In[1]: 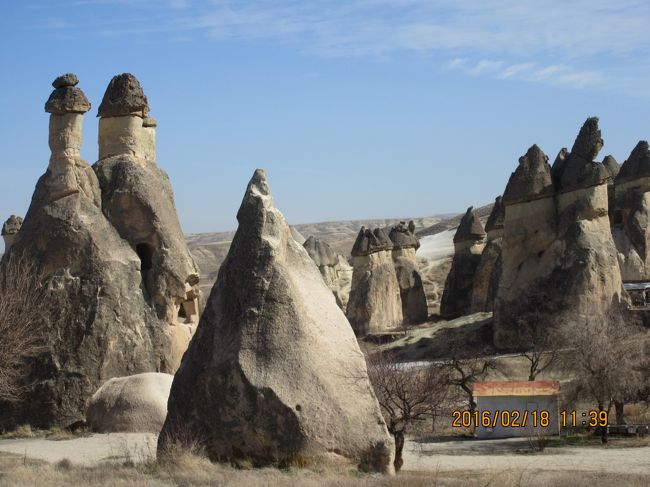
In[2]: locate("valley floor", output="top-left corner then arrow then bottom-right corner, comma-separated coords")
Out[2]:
1,433 -> 649,486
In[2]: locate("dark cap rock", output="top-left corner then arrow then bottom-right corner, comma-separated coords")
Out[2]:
52,73 -> 79,88
351,227 -> 392,257
303,236 -> 338,267
485,196 -> 505,234
616,141 -> 650,182
453,207 -> 486,243
503,144 -> 554,205
389,221 -> 420,250
571,117 -> 603,162
98,73 -> 149,118
602,155 -> 620,180
1,215 -> 23,236
45,73 -> 91,115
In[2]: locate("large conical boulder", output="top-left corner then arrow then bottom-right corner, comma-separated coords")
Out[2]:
0,74 -> 173,429
440,207 -> 486,318
158,170 -> 394,473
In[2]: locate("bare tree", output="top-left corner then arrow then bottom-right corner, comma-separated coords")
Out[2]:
442,355 -> 497,413
518,313 -> 560,381
366,352 -> 449,472
560,312 -> 646,442
0,252 -> 48,402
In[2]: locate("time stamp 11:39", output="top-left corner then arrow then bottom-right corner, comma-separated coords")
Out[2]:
451,410 -> 609,428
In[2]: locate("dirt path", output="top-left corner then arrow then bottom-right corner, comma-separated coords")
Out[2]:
403,437 -> 650,475
0,433 -> 156,465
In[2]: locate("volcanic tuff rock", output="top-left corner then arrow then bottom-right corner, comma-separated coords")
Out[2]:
159,169 -> 394,473
86,373 -> 173,433
389,221 -> 427,324
611,141 -> 650,281
0,74 -> 198,429
44,74 -> 91,115
440,207 -> 486,318
503,145 -> 553,205
1,215 -> 23,251
347,226 -> 403,335
494,118 -> 623,348
303,235 -> 347,308
471,197 -> 504,313
95,73 -> 200,370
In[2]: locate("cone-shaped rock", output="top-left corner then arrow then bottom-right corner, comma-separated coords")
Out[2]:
471,197 -> 505,313
612,142 -> 650,280
159,170 -> 394,473
303,235 -> 347,309
503,145 -> 553,205
440,207 -> 486,318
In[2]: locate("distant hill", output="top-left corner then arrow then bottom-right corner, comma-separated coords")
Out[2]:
416,203 -> 494,238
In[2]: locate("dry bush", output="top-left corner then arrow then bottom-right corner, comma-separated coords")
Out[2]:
0,252 -> 48,402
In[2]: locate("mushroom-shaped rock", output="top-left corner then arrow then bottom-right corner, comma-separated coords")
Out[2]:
503,145 -> 553,205
158,169 -> 394,473
44,72 -> 91,115
388,221 -> 420,250
351,227 -> 385,257
97,73 -> 149,118
86,373 -> 173,433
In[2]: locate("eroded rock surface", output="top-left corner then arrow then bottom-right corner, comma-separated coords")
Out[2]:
471,197 -> 504,313
494,118 -> 623,348
86,373 -> 173,433
389,221 -> 427,324
346,227 -> 403,335
159,169 -> 394,473
2,215 -> 23,251
440,207 -> 486,318
303,235 -> 347,308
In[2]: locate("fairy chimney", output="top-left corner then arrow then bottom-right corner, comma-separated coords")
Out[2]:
1,215 -> 23,251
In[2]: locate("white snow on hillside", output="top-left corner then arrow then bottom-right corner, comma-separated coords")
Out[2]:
416,229 -> 456,261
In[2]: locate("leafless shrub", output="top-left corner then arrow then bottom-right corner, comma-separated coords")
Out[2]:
517,311 -> 560,381
0,252 -> 48,402
366,352 -> 450,472
441,353 -> 497,414
560,312 -> 647,442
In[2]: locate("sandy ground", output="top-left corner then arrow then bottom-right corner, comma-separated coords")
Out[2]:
0,433 -> 157,466
403,437 -> 650,475
1,433 -> 649,478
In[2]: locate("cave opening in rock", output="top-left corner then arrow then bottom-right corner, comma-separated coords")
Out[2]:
136,243 -> 155,299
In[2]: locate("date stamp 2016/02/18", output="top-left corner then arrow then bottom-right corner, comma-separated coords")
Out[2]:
451,410 -> 608,428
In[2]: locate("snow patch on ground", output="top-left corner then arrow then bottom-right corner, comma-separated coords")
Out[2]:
417,229 -> 455,261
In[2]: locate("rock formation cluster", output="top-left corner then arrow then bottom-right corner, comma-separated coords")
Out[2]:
389,221 -> 428,324
159,169 -> 394,473
493,118 -> 623,348
346,227 -> 404,335
0,73 -> 200,428
440,207 -> 486,318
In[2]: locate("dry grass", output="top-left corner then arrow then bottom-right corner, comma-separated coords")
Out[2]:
1,451 -> 649,487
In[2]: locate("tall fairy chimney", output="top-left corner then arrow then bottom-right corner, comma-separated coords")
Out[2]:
44,73 -> 94,203
97,73 -> 156,166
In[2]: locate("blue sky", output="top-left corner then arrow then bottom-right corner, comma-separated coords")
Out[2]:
1,0 -> 649,240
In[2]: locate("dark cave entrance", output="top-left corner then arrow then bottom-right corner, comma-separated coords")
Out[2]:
136,243 -> 155,298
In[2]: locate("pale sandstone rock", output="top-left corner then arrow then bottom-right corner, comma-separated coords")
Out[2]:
440,207 -> 485,318
86,373 -> 173,433
0,74 -> 194,429
303,235 -> 346,308
471,197 -> 505,313
494,119 -> 623,349
347,227 -> 403,335
94,73 -> 201,370
389,221 -> 427,324
158,169 -> 394,473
